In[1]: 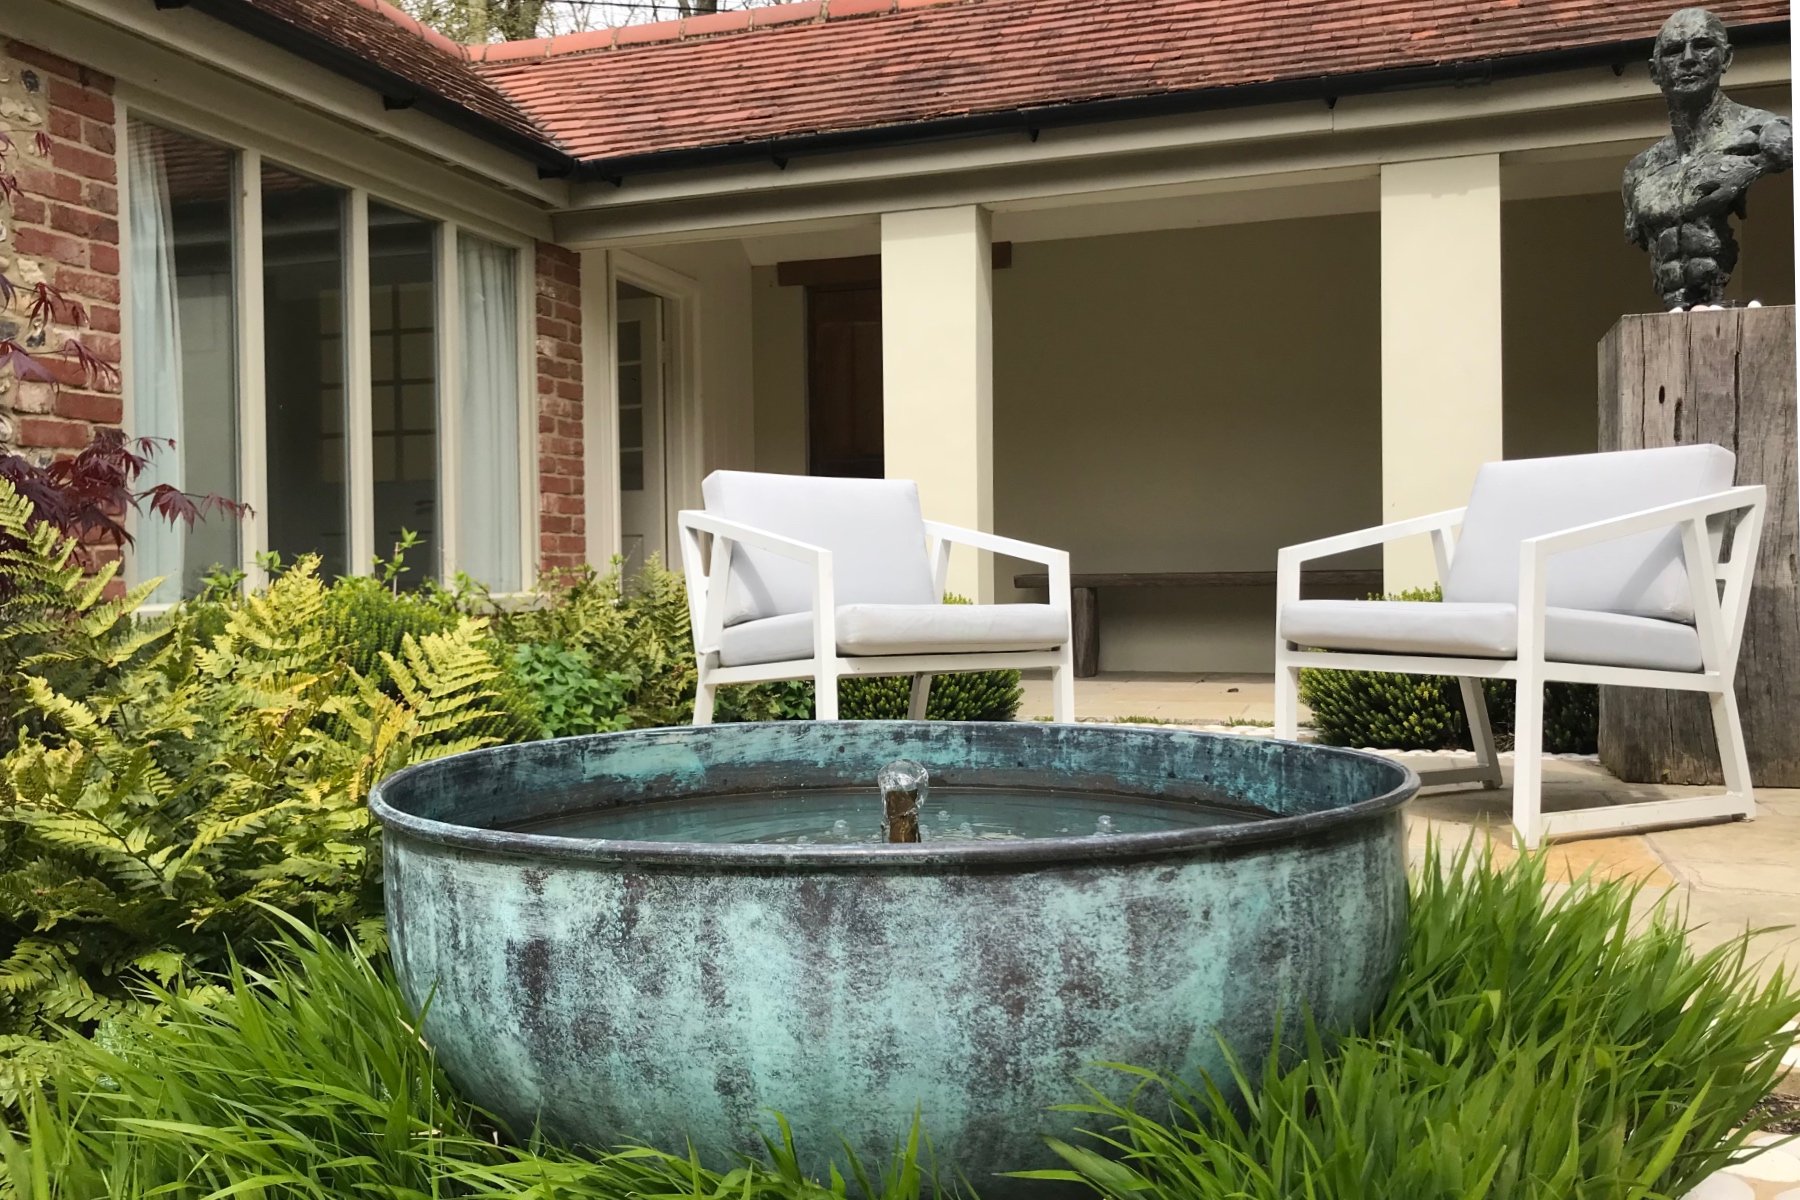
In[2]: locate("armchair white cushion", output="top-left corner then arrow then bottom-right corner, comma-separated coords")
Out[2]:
721,602 -> 1069,668
702,471 -> 937,623
1279,601 -> 1703,673
681,471 -> 1076,723
1274,445 -> 1766,849
1442,444 -> 1734,620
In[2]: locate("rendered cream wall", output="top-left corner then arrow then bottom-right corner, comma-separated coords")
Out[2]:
990,216 -> 1383,673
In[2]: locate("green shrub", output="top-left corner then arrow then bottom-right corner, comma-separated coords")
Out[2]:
1297,587 -> 1598,753
0,482 -> 521,1100
469,560 -> 699,730
1029,843 -> 1800,1200
2,921 -> 955,1198
507,641 -> 634,737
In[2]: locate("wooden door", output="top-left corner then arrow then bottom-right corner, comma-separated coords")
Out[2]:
806,284 -> 883,478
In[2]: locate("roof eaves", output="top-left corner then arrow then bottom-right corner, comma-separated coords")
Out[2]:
175,0 -> 581,175
565,19 -> 1792,183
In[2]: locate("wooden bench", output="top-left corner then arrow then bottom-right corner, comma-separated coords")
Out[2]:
1010,569 -> 1384,678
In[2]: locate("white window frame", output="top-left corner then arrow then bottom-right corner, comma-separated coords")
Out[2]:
117,95 -> 540,600
599,250 -> 703,570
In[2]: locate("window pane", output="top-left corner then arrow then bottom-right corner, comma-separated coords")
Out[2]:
369,203 -> 438,583
456,235 -> 522,592
126,120 -> 239,601
262,162 -> 348,578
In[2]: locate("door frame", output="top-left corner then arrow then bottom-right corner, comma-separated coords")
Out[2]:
584,249 -> 702,569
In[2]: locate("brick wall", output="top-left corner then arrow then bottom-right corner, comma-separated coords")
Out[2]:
0,41 -> 121,462
534,241 -> 585,575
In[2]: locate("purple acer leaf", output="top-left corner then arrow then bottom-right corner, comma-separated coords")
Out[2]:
0,341 -> 56,382
32,131 -> 51,158
0,272 -> 17,309
26,282 -> 72,329
1,429 -> 247,561
144,483 -> 202,530
0,173 -> 21,206
61,338 -> 117,388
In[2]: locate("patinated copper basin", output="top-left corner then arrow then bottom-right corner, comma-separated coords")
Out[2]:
371,722 -> 1415,1192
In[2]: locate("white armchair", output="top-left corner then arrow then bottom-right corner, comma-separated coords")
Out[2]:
1274,445 -> 1766,848
678,471 -> 1076,724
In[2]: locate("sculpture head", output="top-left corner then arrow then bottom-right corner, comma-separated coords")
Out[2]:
1649,8 -> 1733,105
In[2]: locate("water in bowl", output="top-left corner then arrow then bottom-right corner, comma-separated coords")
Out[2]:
511,787 -> 1266,846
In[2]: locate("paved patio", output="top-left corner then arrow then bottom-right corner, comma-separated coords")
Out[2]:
1020,669 -> 1800,1190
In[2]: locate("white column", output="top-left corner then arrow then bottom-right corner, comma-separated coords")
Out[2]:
880,205 -> 994,602
1379,154 -> 1504,589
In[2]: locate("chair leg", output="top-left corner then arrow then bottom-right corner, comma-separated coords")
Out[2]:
1051,642 -> 1076,723
1274,658 -> 1300,740
815,667 -> 841,721
1711,686 -> 1756,819
909,674 -> 933,721
1457,677 -> 1504,790
1511,674 -> 1546,850
692,675 -> 717,727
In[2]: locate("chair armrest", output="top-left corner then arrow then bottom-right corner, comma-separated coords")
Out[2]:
676,511 -> 836,661
1513,485 -> 1766,669
922,521 -> 1071,611
1520,486 -> 1764,560
923,521 -> 1066,567
677,510 -> 830,564
1276,508 -> 1468,569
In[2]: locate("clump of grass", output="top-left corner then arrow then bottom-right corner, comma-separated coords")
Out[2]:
9,850 -> 1795,1199
1024,842 -> 1800,1199
1,917 -> 961,1200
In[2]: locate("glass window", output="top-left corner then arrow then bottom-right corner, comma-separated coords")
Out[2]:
368,203 -> 438,582
125,120 -> 239,601
261,162 -> 349,578
456,235 -> 522,592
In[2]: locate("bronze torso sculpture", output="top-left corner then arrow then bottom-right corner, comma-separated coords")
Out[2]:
1622,8 -> 1792,309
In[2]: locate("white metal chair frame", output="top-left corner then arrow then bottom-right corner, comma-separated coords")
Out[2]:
678,511 -> 1077,724
1273,485 -> 1767,848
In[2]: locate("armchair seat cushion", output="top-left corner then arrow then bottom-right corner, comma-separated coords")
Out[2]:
1279,600 -> 1703,672
720,603 -> 1067,668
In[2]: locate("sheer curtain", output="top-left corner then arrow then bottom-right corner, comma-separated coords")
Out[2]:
457,236 -> 523,592
126,125 -> 185,604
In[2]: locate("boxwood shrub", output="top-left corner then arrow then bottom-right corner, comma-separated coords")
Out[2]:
1298,587 -> 1598,754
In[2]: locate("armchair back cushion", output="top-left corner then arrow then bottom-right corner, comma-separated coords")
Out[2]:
702,471 -> 937,625
1443,445 -> 1735,623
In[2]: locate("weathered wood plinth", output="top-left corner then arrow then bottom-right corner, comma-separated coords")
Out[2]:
1597,307 -> 1799,786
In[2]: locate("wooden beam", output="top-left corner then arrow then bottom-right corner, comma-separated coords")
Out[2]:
1010,569 -> 1382,590
776,242 -> 1012,288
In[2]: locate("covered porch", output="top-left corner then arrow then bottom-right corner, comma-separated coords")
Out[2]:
563,48 -> 1792,675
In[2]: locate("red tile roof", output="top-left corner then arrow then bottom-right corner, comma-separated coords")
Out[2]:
186,0 -> 567,163
469,0 -> 1789,168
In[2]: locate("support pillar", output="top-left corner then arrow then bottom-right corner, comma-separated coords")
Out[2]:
881,205 -> 994,602
1380,155 -> 1504,589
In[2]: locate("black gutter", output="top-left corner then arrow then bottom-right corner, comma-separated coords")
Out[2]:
569,20 -> 1789,183
167,0 -> 580,177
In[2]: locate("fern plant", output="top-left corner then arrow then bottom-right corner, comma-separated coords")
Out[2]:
0,492 -> 518,1100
